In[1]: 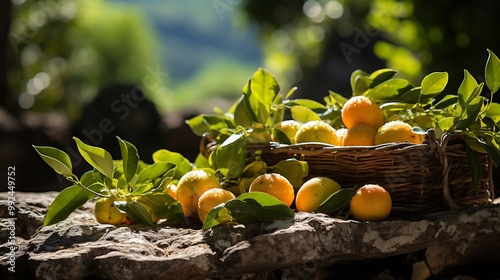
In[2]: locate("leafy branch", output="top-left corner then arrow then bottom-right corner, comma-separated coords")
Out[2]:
33,137 -> 188,226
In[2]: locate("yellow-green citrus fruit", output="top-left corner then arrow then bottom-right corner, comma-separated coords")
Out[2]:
375,120 -> 424,145
275,120 -> 302,143
197,188 -> 236,223
295,177 -> 342,212
176,170 -> 222,218
94,197 -> 127,225
294,120 -> 339,145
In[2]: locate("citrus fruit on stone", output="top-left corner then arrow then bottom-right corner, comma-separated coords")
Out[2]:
341,96 -> 384,130
342,125 -> 377,146
249,173 -> 295,207
375,120 -> 424,145
349,184 -> 392,222
275,120 -> 302,143
294,120 -> 339,145
197,188 -> 236,223
94,197 -> 127,225
176,170 -> 222,218
296,177 -> 342,212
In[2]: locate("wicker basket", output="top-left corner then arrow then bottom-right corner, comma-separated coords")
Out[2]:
245,130 -> 494,217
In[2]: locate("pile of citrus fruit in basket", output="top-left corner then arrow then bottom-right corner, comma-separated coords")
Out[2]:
33,50 -> 500,229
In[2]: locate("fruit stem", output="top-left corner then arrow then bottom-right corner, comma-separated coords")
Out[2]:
66,176 -> 110,198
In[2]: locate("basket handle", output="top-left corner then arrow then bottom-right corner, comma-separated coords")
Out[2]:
200,133 -> 217,159
437,132 -> 460,210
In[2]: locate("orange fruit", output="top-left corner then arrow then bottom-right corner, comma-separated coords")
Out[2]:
249,173 -> 295,207
342,125 -> 377,146
294,120 -> 340,145
341,96 -> 384,129
176,170 -> 222,218
197,188 -> 236,223
295,177 -> 342,212
94,197 -> 126,225
349,184 -> 392,222
375,120 -> 424,145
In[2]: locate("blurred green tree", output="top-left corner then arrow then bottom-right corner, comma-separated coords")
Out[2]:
8,0 -> 162,121
241,0 -> 500,99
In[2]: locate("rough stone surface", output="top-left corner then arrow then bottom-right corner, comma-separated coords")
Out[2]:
1,192 -> 500,280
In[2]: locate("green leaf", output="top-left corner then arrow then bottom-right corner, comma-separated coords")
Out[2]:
139,193 -> 183,222
316,188 -> 356,214
379,102 -> 415,112
148,168 -> 176,194
437,117 -> 455,132
202,192 -> 295,230
466,145 -> 481,188
272,126 -> 291,144
398,87 -> 422,104
364,79 -> 413,101
421,72 -> 448,96
350,69 -> 369,94
73,137 -> 114,179
116,137 -> 139,184
126,201 -> 154,226
270,159 -> 309,190
80,170 -> 98,186
242,68 -> 279,124
236,192 -> 287,207
214,132 -> 247,179
152,149 -> 192,179
486,102 -> 500,124
433,95 -> 458,109
202,205 -> 234,230
325,91 -> 348,107
369,68 -> 398,88
241,160 -> 268,178
456,95 -> 484,130
285,87 -> 298,100
249,68 -> 280,109
285,99 -> 326,110
233,95 -> 254,127
43,184 -> 103,226
480,140 -> 500,166
136,162 -> 175,184
458,70 -> 479,108
291,105 -> 321,123
33,146 -> 73,177
234,192 -> 294,221
185,114 -> 233,138
485,49 -> 500,94
354,76 -> 371,95
194,153 -> 211,169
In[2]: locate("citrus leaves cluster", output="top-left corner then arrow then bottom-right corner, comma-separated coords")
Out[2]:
33,137 -> 187,226
34,49 -> 500,230
188,50 -> 500,191
33,137 -> 299,229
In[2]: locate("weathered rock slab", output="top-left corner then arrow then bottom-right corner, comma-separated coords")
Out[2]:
1,192 -> 500,280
